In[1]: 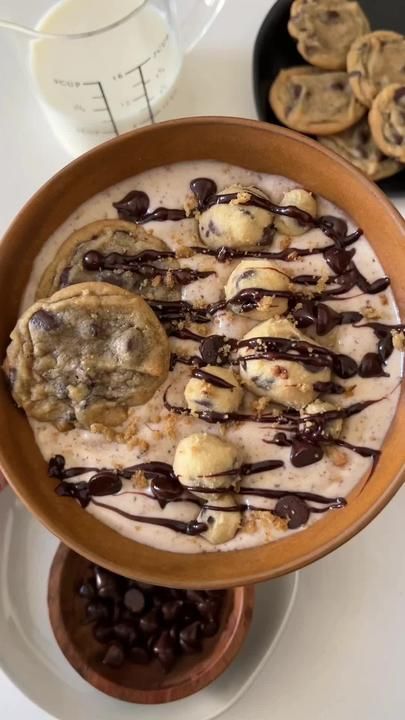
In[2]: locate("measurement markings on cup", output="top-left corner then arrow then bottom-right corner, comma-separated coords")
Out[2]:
83,81 -> 119,136
124,57 -> 155,123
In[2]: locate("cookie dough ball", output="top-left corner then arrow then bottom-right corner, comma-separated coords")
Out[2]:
198,185 -> 273,249
225,260 -> 290,320
184,366 -> 243,414
274,189 -> 317,236
173,433 -> 241,497
238,318 -> 331,409
300,399 -> 342,439
4,282 -> 170,431
197,494 -> 242,545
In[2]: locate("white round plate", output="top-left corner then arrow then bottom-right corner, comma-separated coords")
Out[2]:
0,487 -> 298,720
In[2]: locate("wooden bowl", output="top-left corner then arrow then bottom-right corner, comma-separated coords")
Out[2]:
48,545 -> 255,704
0,118 -> 404,587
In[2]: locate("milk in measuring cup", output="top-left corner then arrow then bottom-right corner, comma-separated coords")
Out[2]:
31,0 -> 182,155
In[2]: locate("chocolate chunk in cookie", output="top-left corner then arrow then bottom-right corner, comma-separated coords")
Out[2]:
347,31 -> 405,108
288,0 -> 370,71
36,219 -> 180,303
269,66 -> 366,135
318,117 -> 403,180
4,282 -> 170,431
369,84 -> 405,163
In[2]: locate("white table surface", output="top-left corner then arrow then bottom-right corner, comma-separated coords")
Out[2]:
0,1 -> 404,718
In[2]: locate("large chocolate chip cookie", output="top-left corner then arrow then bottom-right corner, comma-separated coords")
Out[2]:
36,219 -> 180,302
4,282 -> 170,431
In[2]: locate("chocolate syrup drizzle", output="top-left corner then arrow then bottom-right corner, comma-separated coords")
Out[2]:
80,248 -> 213,287
48,454 -> 346,532
163,389 -> 383,471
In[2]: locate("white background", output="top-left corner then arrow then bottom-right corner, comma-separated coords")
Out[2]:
0,0 -> 404,718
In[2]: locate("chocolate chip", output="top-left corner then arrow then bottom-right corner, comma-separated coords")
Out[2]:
94,567 -> 118,599
291,83 -> 302,99
153,631 -> 177,671
86,601 -> 110,623
186,590 -> 207,603
82,250 -> 103,271
390,129 -> 403,146
197,598 -> 219,620
7,367 -> 16,388
89,471 -> 123,497
323,9 -> 340,22
291,438 -> 324,468
30,309 -> 59,331
330,81 -> 345,91
394,87 -> 405,104
59,266 -> 71,287
179,622 -> 202,654
201,619 -> 219,638
102,643 -> 125,668
113,190 -> 149,221
78,581 -> 95,599
258,224 -> 276,246
161,600 -> 184,622
113,622 -> 138,646
207,219 -> 220,236
93,624 -> 115,643
123,587 -> 145,614
200,334 -> 229,365
129,646 -> 149,664
274,495 -> 310,529
139,607 -> 161,635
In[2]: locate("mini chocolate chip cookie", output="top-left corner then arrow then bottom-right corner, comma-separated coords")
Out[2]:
4,282 -> 170,431
269,66 -> 366,135
288,0 -> 370,71
36,219 -> 180,302
369,84 -> 405,163
347,31 -> 405,108
318,117 -> 403,180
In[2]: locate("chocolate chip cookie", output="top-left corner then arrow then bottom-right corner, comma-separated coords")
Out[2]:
36,219 -> 180,302
318,117 -> 403,180
269,66 -> 366,135
288,0 -> 370,71
369,84 -> 405,163
4,282 -> 170,431
347,31 -> 405,108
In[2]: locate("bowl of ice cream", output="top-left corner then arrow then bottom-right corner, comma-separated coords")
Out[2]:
0,117 -> 404,587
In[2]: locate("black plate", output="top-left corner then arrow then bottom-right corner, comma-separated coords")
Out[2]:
253,0 -> 405,194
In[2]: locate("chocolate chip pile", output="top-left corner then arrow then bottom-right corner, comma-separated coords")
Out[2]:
78,563 -> 225,672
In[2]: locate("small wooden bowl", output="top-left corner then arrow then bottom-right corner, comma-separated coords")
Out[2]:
48,545 -> 255,704
0,118 -> 404,587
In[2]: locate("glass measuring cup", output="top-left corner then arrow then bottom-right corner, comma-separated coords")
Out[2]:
0,0 -> 225,156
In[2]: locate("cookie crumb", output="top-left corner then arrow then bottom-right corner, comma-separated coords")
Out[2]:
183,192 -> 198,217
279,236 -> 292,250
132,470 -> 148,489
379,294 -> 388,306
391,329 -> 405,351
361,303 -> 380,320
230,191 -> 251,206
326,446 -> 348,467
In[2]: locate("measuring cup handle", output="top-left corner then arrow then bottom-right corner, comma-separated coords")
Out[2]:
175,0 -> 226,53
